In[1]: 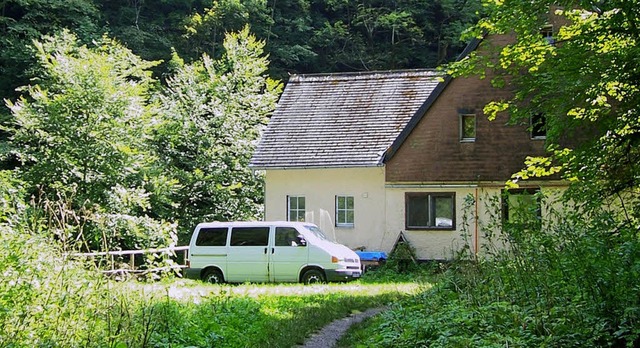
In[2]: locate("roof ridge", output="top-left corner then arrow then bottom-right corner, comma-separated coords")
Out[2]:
288,69 -> 441,83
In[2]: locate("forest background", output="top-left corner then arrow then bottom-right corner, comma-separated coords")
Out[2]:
0,0 -> 481,253
3,0 -> 640,346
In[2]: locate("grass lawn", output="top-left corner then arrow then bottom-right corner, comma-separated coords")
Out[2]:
114,277 -> 429,347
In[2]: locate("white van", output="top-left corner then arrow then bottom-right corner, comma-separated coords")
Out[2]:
184,221 -> 361,284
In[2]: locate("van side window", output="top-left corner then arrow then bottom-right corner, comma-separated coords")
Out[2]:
275,227 -> 305,247
230,227 -> 270,246
195,228 -> 228,246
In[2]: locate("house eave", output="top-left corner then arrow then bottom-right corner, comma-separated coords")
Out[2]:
385,180 -> 569,189
249,163 -> 386,171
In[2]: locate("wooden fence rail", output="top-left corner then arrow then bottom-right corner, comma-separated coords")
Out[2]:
68,246 -> 190,276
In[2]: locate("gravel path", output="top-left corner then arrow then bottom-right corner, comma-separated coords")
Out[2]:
298,307 -> 387,348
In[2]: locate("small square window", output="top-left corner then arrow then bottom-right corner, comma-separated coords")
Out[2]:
531,113 -> 546,139
540,25 -> 555,44
502,188 -> 542,231
460,114 -> 476,142
287,196 -> 305,222
336,196 -> 354,227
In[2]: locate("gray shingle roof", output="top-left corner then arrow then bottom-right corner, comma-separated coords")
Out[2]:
250,69 -> 442,169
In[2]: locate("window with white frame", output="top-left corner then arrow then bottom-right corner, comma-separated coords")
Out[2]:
405,192 -> 455,229
287,196 -> 305,222
335,195 -> 354,227
460,114 -> 476,142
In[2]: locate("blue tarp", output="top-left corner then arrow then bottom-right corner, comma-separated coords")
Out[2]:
355,251 -> 387,261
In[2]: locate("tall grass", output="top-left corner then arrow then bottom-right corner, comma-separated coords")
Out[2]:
0,169 -> 422,347
339,191 -> 640,347
1,233 -> 419,348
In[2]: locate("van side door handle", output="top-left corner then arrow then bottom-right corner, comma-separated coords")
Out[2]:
264,247 -> 267,254
271,248 -> 275,254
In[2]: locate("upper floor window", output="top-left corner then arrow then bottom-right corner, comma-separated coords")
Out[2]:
287,196 -> 305,222
336,195 -> 354,227
531,113 -> 547,139
460,114 -> 476,142
405,192 -> 455,230
540,25 -> 555,44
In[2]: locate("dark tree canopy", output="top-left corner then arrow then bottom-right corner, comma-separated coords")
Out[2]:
0,0 -> 482,100
0,0 -> 101,100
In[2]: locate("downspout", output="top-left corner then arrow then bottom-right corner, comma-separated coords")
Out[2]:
474,187 -> 479,260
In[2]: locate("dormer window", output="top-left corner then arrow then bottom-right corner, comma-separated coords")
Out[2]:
540,25 -> 555,44
531,113 -> 546,139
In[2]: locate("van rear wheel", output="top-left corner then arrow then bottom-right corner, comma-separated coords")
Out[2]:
302,269 -> 325,284
202,268 -> 224,284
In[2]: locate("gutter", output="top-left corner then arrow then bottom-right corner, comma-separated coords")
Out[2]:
249,164 -> 385,171
385,183 -> 479,189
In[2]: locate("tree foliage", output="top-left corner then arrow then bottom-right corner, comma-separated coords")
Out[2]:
154,27 -> 282,239
0,0 -> 482,251
5,30 -> 176,251
416,3 -> 640,345
8,31 -> 159,203
4,26 -> 283,248
450,1 -> 640,213
183,0 -> 482,78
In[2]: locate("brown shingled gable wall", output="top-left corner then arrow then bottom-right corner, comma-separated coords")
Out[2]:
385,35 -> 547,183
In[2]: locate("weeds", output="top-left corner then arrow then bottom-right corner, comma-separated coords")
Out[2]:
1,251 -> 418,348
339,191 -> 640,347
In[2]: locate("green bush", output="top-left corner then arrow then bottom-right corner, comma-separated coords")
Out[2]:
340,193 -> 640,347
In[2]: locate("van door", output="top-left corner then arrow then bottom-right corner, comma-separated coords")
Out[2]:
226,226 -> 270,282
270,227 -> 309,282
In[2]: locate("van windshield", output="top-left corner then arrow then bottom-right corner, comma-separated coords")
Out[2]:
304,225 -> 328,240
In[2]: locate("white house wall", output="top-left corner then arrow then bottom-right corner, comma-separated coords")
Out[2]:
384,186 -> 481,260
264,167 -> 387,251
264,167 -> 567,259
384,184 -> 567,260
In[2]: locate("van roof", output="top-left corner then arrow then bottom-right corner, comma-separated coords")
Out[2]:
195,221 -> 316,229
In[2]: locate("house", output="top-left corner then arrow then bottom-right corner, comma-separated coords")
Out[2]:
250,35 -> 566,260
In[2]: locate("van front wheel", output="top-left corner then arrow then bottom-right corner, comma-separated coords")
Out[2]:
202,268 -> 224,284
302,269 -> 326,284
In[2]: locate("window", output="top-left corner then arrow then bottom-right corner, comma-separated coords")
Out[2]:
540,25 -> 555,44
531,113 -> 546,139
335,196 -> 354,227
275,227 -> 306,247
287,196 -> 305,222
502,188 -> 542,232
230,227 -> 270,246
460,114 -> 476,142
405,193 -> 455,229
195,227 -> 228,246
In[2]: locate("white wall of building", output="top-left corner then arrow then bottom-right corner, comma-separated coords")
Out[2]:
385,184 -> 567,260
264,167 -> 387,251
265,167 -> 567,259
384,185 -> 481,260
